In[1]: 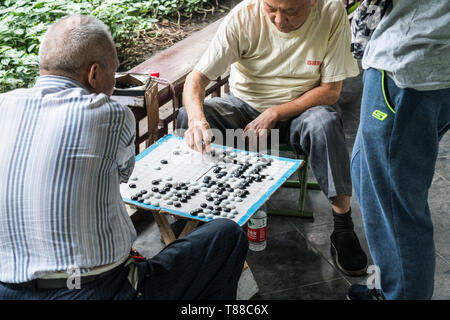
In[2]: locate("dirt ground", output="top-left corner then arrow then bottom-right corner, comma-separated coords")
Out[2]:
118,0 -> 242,71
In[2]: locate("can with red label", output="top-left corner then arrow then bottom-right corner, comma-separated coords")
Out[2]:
247,205 -> 267,251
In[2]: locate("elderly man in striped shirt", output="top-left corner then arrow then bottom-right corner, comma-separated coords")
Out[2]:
0,15 -> 248,300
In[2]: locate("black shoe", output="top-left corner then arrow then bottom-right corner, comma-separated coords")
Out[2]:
330,230 -> 368,276
347,284 -> 386,300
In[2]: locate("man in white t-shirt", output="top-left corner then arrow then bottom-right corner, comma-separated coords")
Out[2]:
177,0 -> 367,276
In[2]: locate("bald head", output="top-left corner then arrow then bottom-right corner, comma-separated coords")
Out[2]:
39,15 -> 117,78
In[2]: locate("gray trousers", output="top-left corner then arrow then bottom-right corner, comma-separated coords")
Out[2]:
177,94 -> 352,199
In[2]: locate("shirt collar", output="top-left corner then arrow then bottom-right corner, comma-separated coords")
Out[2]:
34,75 -> 90,91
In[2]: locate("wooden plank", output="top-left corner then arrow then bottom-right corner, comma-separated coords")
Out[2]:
152,211 -> 177,245
129,18 -> 223,83
178,220 -> 199,238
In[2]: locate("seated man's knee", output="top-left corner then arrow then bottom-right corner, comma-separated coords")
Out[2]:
207,219 -> 248,248
295,105 -> 342,135
176,106 -> 189,130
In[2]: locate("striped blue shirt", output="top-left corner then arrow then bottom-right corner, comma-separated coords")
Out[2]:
0,75 -> 137,283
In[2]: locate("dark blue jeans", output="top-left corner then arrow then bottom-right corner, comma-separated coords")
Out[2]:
0,219 -> 248,300
351,68 -> 450,299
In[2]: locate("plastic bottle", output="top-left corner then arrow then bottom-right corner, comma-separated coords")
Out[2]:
247,205 -> 267,251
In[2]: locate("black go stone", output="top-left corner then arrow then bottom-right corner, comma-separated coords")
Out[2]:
214,206 -> 222,211
151,187 -> 159,193
213,167 -> 221,174
174,202 -> 181,208
212,210 -> 220,216
224,207 -> 231,213
152,180 -> 159,185
200,203 -> 207,208
180,197 -> 188,203
129,183 -> 136,188
190,208 -> 202,216
160,159 -> 168,164
207,196 -> 214,202
165,183 -> 173,188
203,176 -> 211,183
131,195 -> 139,201
208,206 -> 214,210
140,190 -> 147,194
214,200 -> 222,206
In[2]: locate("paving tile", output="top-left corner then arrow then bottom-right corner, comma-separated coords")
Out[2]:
254,278 -> 349,300
433,256 -> 450,300
288,219 -> 372,271
434,212 -> 450,262
245,230 -> 341,295
131,211 -> 166,258
434,156 -> 450,182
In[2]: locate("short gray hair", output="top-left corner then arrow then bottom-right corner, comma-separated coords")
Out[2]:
39,15 -> 116,77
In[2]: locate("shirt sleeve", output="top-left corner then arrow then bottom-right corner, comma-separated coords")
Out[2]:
194,14 -> 242,80
116,106 -> 136,183
320,1 -> 360,83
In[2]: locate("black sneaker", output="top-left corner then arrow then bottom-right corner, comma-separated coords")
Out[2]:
347,284 -> 386,300
330,230 -> 368,276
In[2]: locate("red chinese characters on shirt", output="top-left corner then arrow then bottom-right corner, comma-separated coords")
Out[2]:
307,60 -> 322,66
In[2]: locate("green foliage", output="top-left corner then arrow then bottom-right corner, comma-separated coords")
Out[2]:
0,0 -> 217,92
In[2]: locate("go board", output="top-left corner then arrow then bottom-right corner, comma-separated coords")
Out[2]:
120,134 -> 302,226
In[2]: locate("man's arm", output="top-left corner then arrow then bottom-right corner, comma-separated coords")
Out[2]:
182,69 -> 214,153
117,107 -> 136,182
244,81 -> 343,134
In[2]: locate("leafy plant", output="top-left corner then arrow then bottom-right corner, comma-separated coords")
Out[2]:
0,0 -> 218,92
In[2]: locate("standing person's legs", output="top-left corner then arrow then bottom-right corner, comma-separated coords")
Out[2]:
288,105 -> 367,276
131,218 -> 248,300
351,68 -> 450,299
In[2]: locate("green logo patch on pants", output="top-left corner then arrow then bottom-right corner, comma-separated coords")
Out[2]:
372,109 -> 388,121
